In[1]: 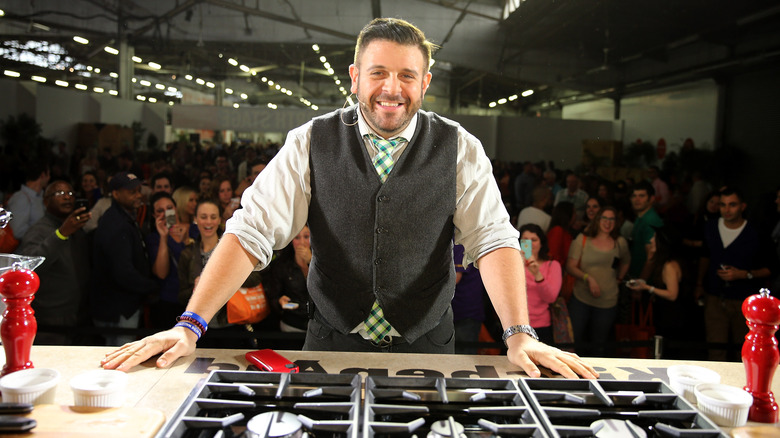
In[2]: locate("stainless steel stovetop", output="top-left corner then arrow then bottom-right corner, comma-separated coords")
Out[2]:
156,370 -> 728,438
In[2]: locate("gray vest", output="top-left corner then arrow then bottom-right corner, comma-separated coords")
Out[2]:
308,107 -> 458,343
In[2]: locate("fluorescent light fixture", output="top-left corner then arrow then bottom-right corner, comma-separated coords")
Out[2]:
148,61 -> 161,70
94,87 -> 104,93
488,102 -> 497,108
225,88 -> 233,94
267,80 -> 274,86
32,22 -> 50,31
94,68 -> 101,73
251,71 -> 257,76
55,80 -> 68,87
274,84 -> 280,90
104,46 -> 119,55
139,80 -> 151,86
168,101 -> 174,106
131,78 -> 137,83
0,9 -> 5,17
228,58 -> 238,66
261,77 -> 267,82
31,75 -> 46,83
108,89 -> 118,95
323,62 -> 331,70
233,103 -> 239,108
206,81 -> 215,88
148,97 -> 157,103
185,74 -> 193,80
132,56 -> 142,63
3,70 -> 20,77
136,95 -> 146,101
521,89 -> 534,97
498,98 -> 507,105
286,90 -> 292,96
87,66 -> 93,71
280,87 -> 287,93
312,44 -> 320,52
335,79 -> 341,85
319,56 -> 327,63
508,94 -> 518,101
195,78 -> 205,85
73,36 -> 89,45
155,83 -> 165,90
267,103 -> 277,109
109,72 -> 118,78
327,68 -> 334,75
168,86 -> 177,92
311,105 -> 318,110
239,65 -> 250,73
75,83 -> 88,90
240,93 -> 248,99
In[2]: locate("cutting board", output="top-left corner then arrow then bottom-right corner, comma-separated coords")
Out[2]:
8,404 -> 165,437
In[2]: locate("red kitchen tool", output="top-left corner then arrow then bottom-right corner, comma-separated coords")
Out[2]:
0,255 -> 44,377
742,287 -> 780,423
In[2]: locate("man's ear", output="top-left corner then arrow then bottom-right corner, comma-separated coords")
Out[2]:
349,64 -> 359,94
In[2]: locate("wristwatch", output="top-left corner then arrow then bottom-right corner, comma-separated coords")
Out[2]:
746,270 -> 754,280
502,324 -> 539,346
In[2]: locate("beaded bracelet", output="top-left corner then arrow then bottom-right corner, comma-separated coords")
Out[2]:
180,311 -> 208,332
175,321 -> 203,340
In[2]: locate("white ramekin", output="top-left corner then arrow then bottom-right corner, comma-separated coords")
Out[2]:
667,364 -> 721,404
69,369 -> 128,407
0,368 -> 60,404
694,382 -> 753,427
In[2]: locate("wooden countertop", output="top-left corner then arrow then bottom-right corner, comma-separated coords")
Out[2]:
4,346 -> 780,434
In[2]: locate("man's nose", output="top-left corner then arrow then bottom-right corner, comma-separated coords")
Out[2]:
381,75 -> 402,94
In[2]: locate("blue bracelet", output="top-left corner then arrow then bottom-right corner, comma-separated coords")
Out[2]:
175,321 -> 202,340
181,311 -> 208,331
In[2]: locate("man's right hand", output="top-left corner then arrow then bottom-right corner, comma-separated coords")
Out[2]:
59,207 -> 90,237
99,326 -> 197,372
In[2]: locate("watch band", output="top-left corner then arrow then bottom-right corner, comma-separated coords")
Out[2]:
502,324 -> 539,346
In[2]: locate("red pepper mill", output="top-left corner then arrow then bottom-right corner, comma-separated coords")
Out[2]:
742,287 -> 780,423
0,259 -> 40,377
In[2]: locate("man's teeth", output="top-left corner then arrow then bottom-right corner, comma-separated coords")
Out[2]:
379,101 -> 400,107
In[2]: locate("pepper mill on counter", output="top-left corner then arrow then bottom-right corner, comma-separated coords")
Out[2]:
742,287 -> 780,423
0,254 -> 43,377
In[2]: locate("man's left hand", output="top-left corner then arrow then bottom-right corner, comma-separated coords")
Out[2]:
506,333 -> 599,379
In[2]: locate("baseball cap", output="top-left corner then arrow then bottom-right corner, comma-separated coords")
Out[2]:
109,171 -> 142,191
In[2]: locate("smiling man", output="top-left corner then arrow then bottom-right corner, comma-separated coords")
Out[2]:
102,18 -> 597,380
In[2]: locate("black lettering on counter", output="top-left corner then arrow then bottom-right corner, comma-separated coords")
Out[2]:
296,360 -> 327,374
185,357 -> 240,374
451,366 -> 499,379
396,369 -> 445,378
619,367 -> 669,383
340,368 -> 389,377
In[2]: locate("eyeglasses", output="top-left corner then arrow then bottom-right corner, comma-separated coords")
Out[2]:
49,190 -> 74,198
600,216 -> 616,222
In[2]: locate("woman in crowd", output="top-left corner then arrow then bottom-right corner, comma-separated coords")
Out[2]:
178,200 -> 266,348
584,196 -> 602,226
146,192 -> 189,328
547,201 -> 576,266
265,225 -> 312,333
566,206 -> 630,356
197,172 -> 213,201
519,223 -> 562,345
80,170 -> 102,209
212,175 -> 239,227
172,186 -> 199,240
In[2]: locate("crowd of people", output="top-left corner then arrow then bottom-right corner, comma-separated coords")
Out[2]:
1,140 -> 779,361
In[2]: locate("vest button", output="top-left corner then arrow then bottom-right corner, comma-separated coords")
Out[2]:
375,287 -> 384,294
378,195 -> 389,202
374,258 -> 383,265
376,227 -> 384,234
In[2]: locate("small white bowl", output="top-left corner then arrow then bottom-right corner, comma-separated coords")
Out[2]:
0,368 -> 60,404
69,369 -> 128,407
667,364 -> 721,404
694,383 -> 753,427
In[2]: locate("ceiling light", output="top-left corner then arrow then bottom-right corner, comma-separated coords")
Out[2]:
508,95 -> 518,101
240,93 -> 248,99
233,103 -> 239,109
31,22 -> 50,31
75,84 -> 87,90
109,72 -> 118,78
104,46 -> 119,55
225,88 -> 233,94
274,85 -> 280,90
521,89 -> 534,97
326,68 -> 334,75
261,77 -> 267,82
498,98 -> 507,105
251,71 -> 256,76
228,58 -> 238,66
131,78 -> 137,83
280,87 -> 287,93
3,70 -> 20,77
267,103 -> 277,109
108,90 -> 118,95
311,105 -> 318,110
139,80 -> 151,86
94,68 -> 101,73
0,9 -> 5,17
137,95 -> 146,101
489,102 -> 497,108
148,97 -> 157,103
87,66 -> 93,71
148,61 -> 161,70
55,80 -> 68,87
195,78 -> 205,85
94,87 -> 104,93
319,56 -> 327,63
168,86 -> 177,92
31,75 -> 46,83
312,44 -> 320,52
239,65 -> 250,72
132,56 -> 142,63
73,36 -> 89,45
323,62 -> 331,69
168,101 -> 174,106
267,80 -> 274,86
206,82 -> 215,88
185,74 -> 193,80
286,90 -> 292,96
155,83 -> 165,90
335,79 -> 341,85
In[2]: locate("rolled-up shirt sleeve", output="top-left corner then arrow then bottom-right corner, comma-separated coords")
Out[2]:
453,126 -> 520,267
225,122 -> 312,270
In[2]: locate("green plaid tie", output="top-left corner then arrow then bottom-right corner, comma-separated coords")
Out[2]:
363,134 -> 405,344
367,134 -> 405,183
365,300 -> 393,344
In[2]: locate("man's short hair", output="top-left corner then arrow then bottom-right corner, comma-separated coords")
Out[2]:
354,18 -> 438,72
149,191 -> 174,208
719,186 -> 745,203
532,185 -> 550,204
632,180 -> 655,197
23,161 -> 49,182
150,172 -> 171,187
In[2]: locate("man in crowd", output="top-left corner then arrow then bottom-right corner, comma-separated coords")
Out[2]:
91,171 -> 158,346
17,180 -> 91,345
697,187 -> 772,360
629,181 -> 664,279
102,18 -> 596,380
150,172 -> 174,194
554,172 -> 588,217
8,162 -> 50,240
516,185 -> 552,232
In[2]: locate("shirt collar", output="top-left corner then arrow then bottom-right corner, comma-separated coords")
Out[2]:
355,105 -> 418,142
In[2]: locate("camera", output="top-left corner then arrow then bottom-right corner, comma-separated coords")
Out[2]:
164,209 -> 177,228
74,198 -> 89,211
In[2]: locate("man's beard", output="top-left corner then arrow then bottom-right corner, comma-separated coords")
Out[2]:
356,84 -> 423,137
